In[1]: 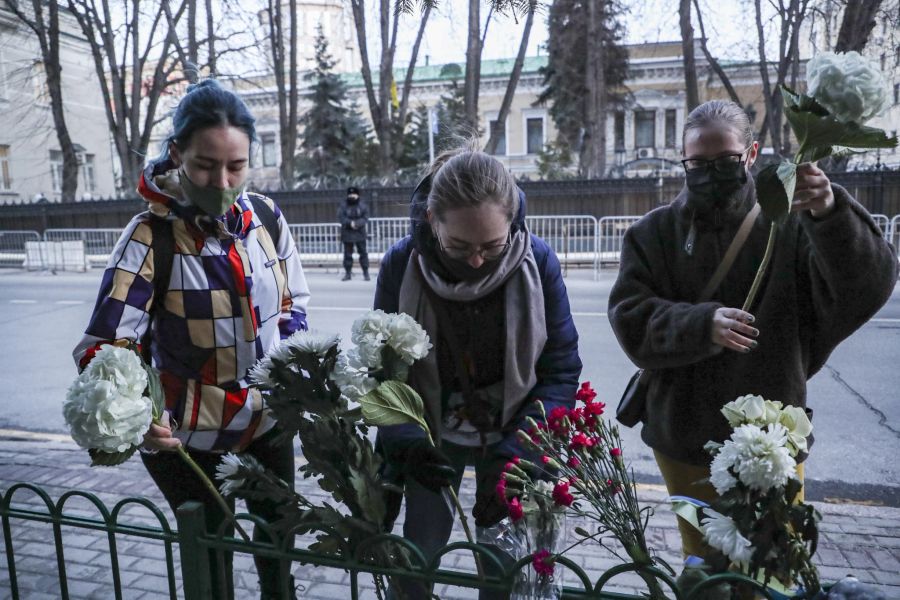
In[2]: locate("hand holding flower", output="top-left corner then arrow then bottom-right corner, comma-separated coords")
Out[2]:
791,163 -> 834,218
142,411 -> 181,452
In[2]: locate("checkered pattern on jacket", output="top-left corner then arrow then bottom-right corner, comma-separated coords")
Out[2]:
74,193 -> 310,452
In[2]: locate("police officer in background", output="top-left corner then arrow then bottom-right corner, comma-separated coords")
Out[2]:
339,186 -> 370,281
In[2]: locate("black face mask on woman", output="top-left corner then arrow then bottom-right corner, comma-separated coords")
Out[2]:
436,248 -> 504,281
685,160 -> 749,215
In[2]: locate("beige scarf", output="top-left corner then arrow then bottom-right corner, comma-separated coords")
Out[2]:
398,229 -> 548,443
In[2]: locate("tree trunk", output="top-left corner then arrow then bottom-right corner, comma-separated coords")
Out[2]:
485,1 -> 536,156
679,0 -> 699,112
277,0 -> 299,188
206,0 -> 216,75
376,0 -> 395,177
754,0 -> 781,155
395,5 -> 432,162
9,0 -> 80,201
464,0 -> 482,131
187,0 -> 198,66
693,0 -> 741,105
835,0 -> 883,52
582,0 -> 606,177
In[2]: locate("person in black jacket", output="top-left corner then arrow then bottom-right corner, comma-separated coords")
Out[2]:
608,100 -> 897,567
339,186 -> 369,280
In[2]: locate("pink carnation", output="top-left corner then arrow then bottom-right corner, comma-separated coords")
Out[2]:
567,456 -> 581,468
552,481 -> 574,507
610,447 -> 622,458
508,497 -> 524,522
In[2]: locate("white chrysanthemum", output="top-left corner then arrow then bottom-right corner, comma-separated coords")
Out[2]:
807,51 -> 890,124
721,395 -> 766,428
330,351 -> 378,401
216,453 -> 264,497
351,310 -> 392,348
709,447 -> 739,495
248,356 -> 277,388
702,509 -> 754,566
728,423 -> 797,492
283,329 -> 340,357
63,346 -> 153,453
777,405 -> 813,457
386,313 -> 432,364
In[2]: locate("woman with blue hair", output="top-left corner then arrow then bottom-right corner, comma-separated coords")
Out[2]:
74,79 -> 310,599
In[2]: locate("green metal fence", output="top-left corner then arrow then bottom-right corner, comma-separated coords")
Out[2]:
1,483 -> 787,600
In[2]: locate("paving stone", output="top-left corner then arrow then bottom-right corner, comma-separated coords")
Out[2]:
814,546 -> 849,567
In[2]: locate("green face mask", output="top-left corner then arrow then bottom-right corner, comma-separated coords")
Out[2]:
178,168 -> 244,217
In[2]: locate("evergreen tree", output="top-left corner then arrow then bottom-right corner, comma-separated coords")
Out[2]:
296,26 -> 370,183
434,80 -> 470,152
396,104 -> 431,180
536,0 -> 628,176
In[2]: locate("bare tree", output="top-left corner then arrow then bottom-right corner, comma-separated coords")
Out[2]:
5,1 -> 80,201
464,0 -> 483,130
834,0 -> 885,51
67,0 -> 188,194
205,0 -> 217,75
485,1 -> 537,155
679,0 -> 700,111
349,0 -> 431,178
753,0 -> 811,156
693,0 -> 741,105
265,0 -> 299,188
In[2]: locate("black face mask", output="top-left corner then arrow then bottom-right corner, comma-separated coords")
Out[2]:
685,161 -> 749,214
347,196 -> 359,204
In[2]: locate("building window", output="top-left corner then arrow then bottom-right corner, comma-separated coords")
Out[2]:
50,150 -> 63,192
614,112 -> 625,151
665,109 -> 677,148
33,61 -> 50,104
0,145 -> 11,191
526,117 -> 544,154
82,154 -> 96,193
634,110 -> 655,149
262,134 -> 277,167
488,119 -> 506,155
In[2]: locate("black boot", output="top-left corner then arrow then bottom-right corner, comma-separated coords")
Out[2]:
342,271 -> 352,281
362,268 -> 370,281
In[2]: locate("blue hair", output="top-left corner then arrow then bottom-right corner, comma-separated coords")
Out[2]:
153,79 -> 257,165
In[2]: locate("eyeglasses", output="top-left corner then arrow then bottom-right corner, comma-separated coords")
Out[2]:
681,148 -> 751,173
434,228 -> 512,262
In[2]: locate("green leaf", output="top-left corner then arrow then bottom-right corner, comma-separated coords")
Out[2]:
89,445 -> 137,467
755,162 -> 797,224
574,526 -> 592,538
358,380 -> 431,438
146,365 -> 165,420
784,102 -> 898,163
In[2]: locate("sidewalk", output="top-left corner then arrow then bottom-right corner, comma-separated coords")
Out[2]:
1,433 -> 898,599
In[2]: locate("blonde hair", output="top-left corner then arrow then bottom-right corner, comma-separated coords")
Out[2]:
425,138 -> 518,223
682,100 -> 754,150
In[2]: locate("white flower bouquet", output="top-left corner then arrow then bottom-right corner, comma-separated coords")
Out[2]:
65,343 -> 249,539
673,395 -> 821,597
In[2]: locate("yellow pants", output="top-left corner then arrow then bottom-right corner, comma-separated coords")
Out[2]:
653,449 -> 805,560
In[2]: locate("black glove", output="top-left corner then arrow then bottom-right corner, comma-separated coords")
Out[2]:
473,456 -> 511,528
382,486 -> 404,531
402,438 -> 456,494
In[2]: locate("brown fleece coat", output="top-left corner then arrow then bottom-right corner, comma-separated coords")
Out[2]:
608,180 -> 898,465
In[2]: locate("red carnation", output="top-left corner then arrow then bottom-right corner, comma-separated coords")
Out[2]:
532,549 -> 555,577
496,478 -> 507,501
508,496 -> 524,522
610,447 -> 622,458
552,480 -> 574,507
575,382 -> 597,403
569,432 -> 594,452
567,456 -> 581,469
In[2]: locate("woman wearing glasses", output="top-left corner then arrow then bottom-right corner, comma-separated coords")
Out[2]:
608,100 -> 897,571
374,140 -> 582,600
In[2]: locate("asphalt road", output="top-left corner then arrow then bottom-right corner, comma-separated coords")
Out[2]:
1,267 -> 898,506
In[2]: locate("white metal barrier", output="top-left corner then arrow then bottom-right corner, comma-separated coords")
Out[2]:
525,215 -> 598,270
287,223 -> 343,269
43,228 -> 122,268
598,216 -> 642,266
891,215 -> 900,259
0,230 -> 41,268
872,214 -> 890,240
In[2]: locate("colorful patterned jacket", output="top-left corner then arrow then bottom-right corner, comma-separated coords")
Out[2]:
74,161 -> 310,452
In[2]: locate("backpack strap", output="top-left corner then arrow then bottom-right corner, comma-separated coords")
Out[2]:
246,193 -> 282,244
141,216 -> 175,364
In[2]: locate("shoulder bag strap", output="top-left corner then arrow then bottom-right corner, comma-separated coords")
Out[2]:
698,203 -> 761,302
141,217 -> 174,364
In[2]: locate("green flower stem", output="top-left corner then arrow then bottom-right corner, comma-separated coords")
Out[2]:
159,424 -> 252,542
436,446 -> 485,579
742,222 -> 777,313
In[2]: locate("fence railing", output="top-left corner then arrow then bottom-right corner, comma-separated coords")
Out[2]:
892,215 -> 900,254
1,483 -> 779,600
0,231 -> 40,269
598,217 -> 642,266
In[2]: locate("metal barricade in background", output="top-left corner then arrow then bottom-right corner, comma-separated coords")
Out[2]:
598,216 -> 642,268
524,215 -> 599,276
366,217 -> 410,258
43,229 -> 122,269
287,223 -> 343,270
872,214 -> 890,240
891,215 -> 900,259
0,230 -> 41,269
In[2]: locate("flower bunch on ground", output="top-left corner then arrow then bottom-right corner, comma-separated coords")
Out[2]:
497,383 -> 669,598
693,395 -> 820,595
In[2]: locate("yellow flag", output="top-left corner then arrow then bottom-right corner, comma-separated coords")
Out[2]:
390,78 -> 399,109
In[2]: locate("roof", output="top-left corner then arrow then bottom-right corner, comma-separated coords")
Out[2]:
339,55 -> 548,88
